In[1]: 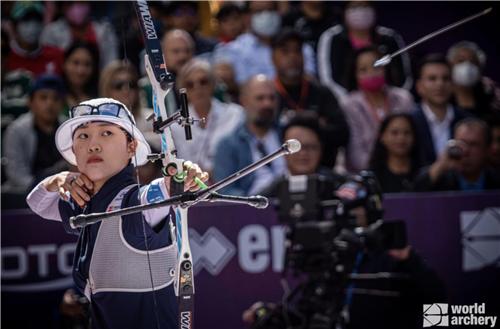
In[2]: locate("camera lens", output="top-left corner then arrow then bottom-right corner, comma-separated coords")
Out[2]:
447,140 -> 463,160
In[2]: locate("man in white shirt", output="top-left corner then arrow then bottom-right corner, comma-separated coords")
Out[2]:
412,54 -> 469,166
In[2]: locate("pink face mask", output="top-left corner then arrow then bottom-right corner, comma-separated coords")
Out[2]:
66,3 -> 90,26
358,75 -> 386,92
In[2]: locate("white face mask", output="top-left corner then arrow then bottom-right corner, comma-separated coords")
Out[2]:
452,61 -> 480,87
345,6 -> 375,30
17,20 -> 43,45
251,10 -> 281,38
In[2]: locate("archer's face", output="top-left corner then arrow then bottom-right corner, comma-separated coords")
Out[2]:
72,122 -> 136,185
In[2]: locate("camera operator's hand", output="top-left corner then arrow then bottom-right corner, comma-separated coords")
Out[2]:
428,140 -> 466,183
388,245 -> 411,261
242,302 -> 276,325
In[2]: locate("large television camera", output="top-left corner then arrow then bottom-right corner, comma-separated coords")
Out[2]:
252,171 -> 408,329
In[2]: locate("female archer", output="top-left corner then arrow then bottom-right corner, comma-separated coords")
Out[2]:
26,97 -> 208,329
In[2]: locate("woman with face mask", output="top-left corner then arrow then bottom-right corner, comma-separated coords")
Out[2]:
317,1 -> 413,100
341,47 -> 415,173
447,41 -> 500,121
40,1 -> 118,69
6,2 -> 64,78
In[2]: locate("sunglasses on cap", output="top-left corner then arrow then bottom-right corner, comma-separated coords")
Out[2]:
70,103 -> 135,125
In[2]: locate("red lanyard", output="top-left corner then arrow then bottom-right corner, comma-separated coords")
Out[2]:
274,78 -> 310,111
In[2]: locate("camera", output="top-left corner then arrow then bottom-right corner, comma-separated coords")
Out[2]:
447,139 -> 464,160
252,171 -> 408,329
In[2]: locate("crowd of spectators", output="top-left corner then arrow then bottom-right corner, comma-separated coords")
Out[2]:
2,1 -> 500,206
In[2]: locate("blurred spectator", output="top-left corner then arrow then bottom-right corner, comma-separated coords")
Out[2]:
214,74 -> 286,195
40,1 -> 118,68
100,62 -> 163,185
271,28 -> 349,168
212,60 -> 240,104
343,46 -> 414,173
317,1 -> 412,100
1,26 -> 34,125
140,29 -> 195,110
415,118 -> 500,192
6,1 -> 64,77
214,1 -> 316,85
172,59 -> 244,175
2,75 -> 69,193
163,1 -> 217,56
282,1 -> 339,52
487,115 -> 500,171
447,40 -> 500,120
258,112 -> 344,197
99,59 -> 159,152
369,113 -> 421,193
412,54 -> 469,167
62,42 -> 99,113
214,2 -> 245,44
162,29 -> 195,77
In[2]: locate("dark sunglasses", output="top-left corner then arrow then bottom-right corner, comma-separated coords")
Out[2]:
185,78 -> 210,89
111,80 -> 138,91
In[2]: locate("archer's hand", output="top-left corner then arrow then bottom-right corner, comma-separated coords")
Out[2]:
388,245 -> 412,261
163,161 -> 209,193
43,171 -> 94,207
183,161 -> 209,192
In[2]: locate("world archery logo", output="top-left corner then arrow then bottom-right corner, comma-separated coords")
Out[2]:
423,303 -> 449,327
423,303 -> 497,328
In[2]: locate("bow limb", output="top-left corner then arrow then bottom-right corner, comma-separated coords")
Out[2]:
135,1 -> 195,327
141,27 -> 195,329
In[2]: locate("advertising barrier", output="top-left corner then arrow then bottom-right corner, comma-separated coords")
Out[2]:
2,192 -> 499,328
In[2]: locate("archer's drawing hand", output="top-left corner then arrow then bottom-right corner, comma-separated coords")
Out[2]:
43,171 -> 94,207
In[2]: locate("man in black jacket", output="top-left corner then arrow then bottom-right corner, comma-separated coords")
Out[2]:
271,28 -> 349,167
415,117 -> 500,191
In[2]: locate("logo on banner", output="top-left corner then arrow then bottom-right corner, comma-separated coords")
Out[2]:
460,207 -> 500,272
189,227 -> 236,275
423,303 -> 497,327
1,243 -> 76,292
423,303 -> 449,327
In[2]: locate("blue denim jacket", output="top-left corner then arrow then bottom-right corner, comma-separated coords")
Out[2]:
213,123 -> 257,196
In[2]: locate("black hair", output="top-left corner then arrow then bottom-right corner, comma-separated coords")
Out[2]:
63,41 -> 100,98
283,112 -> 323,139
368,113 -> 421,173
415,53 -> 450,80
271,27 -> 303,50
347,45 -> 383,91
165,1 -> 198,15
215,3 -> 242,21
454,117 -> 492,146
119,127 -> 134,143
282,112 -> 325,160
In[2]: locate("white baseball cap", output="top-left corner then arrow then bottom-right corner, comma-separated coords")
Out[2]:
55,98 -> 151,166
